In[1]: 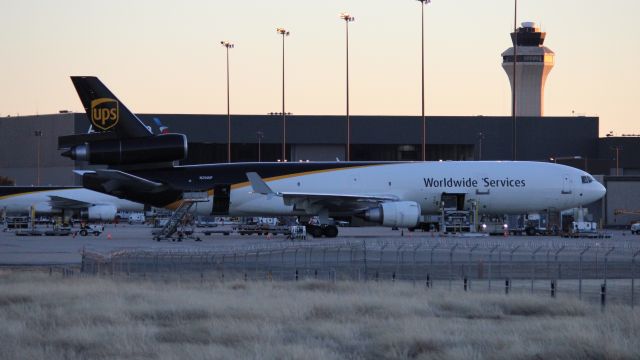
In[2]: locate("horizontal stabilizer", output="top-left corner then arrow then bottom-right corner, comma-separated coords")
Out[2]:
78,169 -> 164,195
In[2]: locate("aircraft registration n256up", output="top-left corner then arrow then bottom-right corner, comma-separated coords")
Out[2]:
59,76 -> 606,237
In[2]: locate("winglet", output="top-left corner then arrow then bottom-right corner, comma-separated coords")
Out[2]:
246,172 -> 279,196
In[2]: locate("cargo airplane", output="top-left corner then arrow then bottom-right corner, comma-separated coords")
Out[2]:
59,77 -> 606,237
0,186 -> 144,221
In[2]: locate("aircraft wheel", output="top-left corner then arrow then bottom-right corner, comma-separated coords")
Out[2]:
308,225 -> 323,238
322,225 -> 339,238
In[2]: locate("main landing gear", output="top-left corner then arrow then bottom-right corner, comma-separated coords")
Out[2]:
306,224 -> 339,238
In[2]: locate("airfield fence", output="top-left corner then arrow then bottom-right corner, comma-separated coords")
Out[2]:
79,238 -> 640,307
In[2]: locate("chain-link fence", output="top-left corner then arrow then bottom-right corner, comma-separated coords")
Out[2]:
80,238 -> 640,307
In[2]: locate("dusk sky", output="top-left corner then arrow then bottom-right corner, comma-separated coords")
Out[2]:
1,0 -> 638,136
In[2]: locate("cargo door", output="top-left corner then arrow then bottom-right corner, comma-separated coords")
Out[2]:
211,184 -> 231,215
441,193 -> 466,211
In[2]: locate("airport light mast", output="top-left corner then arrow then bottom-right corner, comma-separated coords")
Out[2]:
277,28 -> 290,161
416,0 -> 431,162
34,130 -> 42,185
220,40 -> 234,163
256,131 -> 264,162
512,0 -> 517,161
340,12 -> 355,161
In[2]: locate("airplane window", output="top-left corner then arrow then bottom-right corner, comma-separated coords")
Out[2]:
581,176 -> 593,184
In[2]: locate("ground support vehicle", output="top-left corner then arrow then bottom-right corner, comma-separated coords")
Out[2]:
202,225 -> 233,236
15,225 -> 72,236
235,224 -> 291,236
78,224 -> 104,236
408,215 -> 440,232
442,211 -> 473,234
152,194 -> 206,242
288,226 -> 307,240
480,216 -> 509,236
5,216 -> 30,230
561,221 -> 610,238
44,226 -> 72,236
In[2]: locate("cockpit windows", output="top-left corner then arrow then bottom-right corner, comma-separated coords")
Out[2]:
581,175 -> 594,184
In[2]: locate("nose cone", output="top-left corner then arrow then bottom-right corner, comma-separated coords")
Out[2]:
582,181 -> 606,204
595,182 -> 607,200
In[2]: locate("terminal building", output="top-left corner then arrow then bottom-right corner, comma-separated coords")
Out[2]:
1,22 -> 639,228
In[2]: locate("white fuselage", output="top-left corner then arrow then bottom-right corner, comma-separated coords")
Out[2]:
192,161 -> 605,217
0,188 -> 144,216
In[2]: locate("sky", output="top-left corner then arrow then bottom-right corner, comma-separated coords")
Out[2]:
1,0 -> 639,136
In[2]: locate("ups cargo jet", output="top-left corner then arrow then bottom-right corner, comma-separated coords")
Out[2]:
59,76 -> 606,237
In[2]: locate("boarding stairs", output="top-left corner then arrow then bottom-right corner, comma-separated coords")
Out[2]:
153,192 -> 209,241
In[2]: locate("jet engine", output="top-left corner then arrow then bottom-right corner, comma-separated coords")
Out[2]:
362,201 -> 421,228
85,204 -> 117,221
61,134 -> 187,165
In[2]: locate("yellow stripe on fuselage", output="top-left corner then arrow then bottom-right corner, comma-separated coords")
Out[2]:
0,188 -> 76,201
229,164 -> 383,191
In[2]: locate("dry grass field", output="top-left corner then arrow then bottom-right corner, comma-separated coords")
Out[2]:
0,270 -> 639,360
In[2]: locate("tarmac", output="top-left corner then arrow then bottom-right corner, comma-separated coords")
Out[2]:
1,223 -> 639,266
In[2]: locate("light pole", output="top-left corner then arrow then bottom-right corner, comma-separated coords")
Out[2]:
611,146 -> 623,176
477,132 -> 484,161
511,0 -> 518,161
417,0 -> 431,161
276,28 -> 290,161
340,12 -> 355,161
256,131 -> 264,162
220,40 -> 234,163
34,130 -> 42,185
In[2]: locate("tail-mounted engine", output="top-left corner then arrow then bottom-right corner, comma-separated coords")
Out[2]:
61,134 -> 187,165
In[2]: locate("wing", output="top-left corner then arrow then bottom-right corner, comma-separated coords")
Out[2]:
284,192 -> 397,213
48,195 -> 92,209
246,172 -> 398,213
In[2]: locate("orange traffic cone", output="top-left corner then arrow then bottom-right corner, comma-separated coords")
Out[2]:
107,233 -> 112,240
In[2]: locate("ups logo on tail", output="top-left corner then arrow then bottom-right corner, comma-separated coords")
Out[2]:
90,98 -> 119,131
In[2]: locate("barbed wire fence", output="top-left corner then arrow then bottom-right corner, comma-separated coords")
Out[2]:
76,238 -> 640,307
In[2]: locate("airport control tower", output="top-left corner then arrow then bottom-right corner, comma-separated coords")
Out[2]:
502,22 -> 554,116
